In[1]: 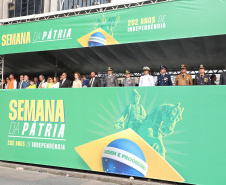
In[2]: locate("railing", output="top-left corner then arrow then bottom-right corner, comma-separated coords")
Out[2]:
3,0 -> 174,25
59,0 -> 111,11
9,0 -> 111,18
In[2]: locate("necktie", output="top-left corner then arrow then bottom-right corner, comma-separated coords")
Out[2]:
61,79 -> 65,87
91,78 -> 94,87
20,81 -> 23,89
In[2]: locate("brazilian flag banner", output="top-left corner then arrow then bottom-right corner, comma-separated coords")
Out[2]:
1,0 -> 226,55
0,86 -> 225,185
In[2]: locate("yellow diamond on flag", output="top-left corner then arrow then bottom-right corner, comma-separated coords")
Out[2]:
75,128 -> 184,182
77,28 -> 119,47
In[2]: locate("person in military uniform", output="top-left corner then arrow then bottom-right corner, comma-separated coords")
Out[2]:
156,65 -> 172,86
104,67 -> 118,87
175,64 -> 193,86
139,66 -> 155,87
123,70 -> 135,87
194,65 -> 211,85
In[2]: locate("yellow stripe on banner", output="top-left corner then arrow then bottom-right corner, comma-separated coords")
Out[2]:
75,128 -> 184,182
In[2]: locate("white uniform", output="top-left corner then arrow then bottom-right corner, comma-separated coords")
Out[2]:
139,74 -> 155,87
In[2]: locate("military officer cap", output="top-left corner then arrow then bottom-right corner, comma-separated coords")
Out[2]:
125,70 -> 131,74
199,64 -> 205,69
181,64 -> 187,69
143,66 -> 150,71
160,65 -> 167,70
107,67 -> 113,71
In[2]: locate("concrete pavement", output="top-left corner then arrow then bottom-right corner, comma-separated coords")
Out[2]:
0,166 -> 118,185
0,161 -> 179,185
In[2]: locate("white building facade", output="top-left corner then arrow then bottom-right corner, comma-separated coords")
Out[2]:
0,0 -> 149,20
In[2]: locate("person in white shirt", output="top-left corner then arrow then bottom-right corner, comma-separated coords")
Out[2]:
38,75 -> 47,88
52,77 -> 60,88
139,66 -> 155,87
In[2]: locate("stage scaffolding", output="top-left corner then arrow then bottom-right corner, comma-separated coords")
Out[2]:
0,55 -> 4,89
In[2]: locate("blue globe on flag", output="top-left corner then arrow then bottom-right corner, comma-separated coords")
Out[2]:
88,32 -> 106,47
101,139 -> 148,177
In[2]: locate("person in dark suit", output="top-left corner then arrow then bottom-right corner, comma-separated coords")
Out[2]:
59,72 -> 71,88
0,79 -> 6,89
88,72 -> 101,87
156,65 -> 172,86
18,75 -> 24,89
210,74 -> 217,85
220,71 -> 226,85
34,77 -> 40,88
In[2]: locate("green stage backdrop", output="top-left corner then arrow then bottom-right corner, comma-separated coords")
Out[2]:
0,86 -> 225,185
1,0 -> 226,55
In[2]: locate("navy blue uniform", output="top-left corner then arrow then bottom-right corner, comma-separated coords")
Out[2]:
194,74 -> 211,85
157,74 -> 172,86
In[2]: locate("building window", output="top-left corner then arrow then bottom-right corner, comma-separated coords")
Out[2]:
11,0 -> 44,18
58,0 -> 111,11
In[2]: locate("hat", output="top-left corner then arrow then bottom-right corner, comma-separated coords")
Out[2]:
143,66 -> 150,71
180,64 -> 187,69
107,67 -> 113,71
199,64 -> 205,69
160,65 -> 167,70
125,70 -> 131,74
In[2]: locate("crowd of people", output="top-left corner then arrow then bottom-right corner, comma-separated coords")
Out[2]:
0,72 -> 96,89
0,64 -> 222,89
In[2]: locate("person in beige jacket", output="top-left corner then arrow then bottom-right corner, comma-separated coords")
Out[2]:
175,64 -> 193,86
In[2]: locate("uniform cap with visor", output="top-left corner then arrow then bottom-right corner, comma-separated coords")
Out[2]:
143,66 -> 150,71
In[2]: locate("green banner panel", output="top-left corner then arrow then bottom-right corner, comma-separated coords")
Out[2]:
1,0 -> 226,55
0,86 -> 225,185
